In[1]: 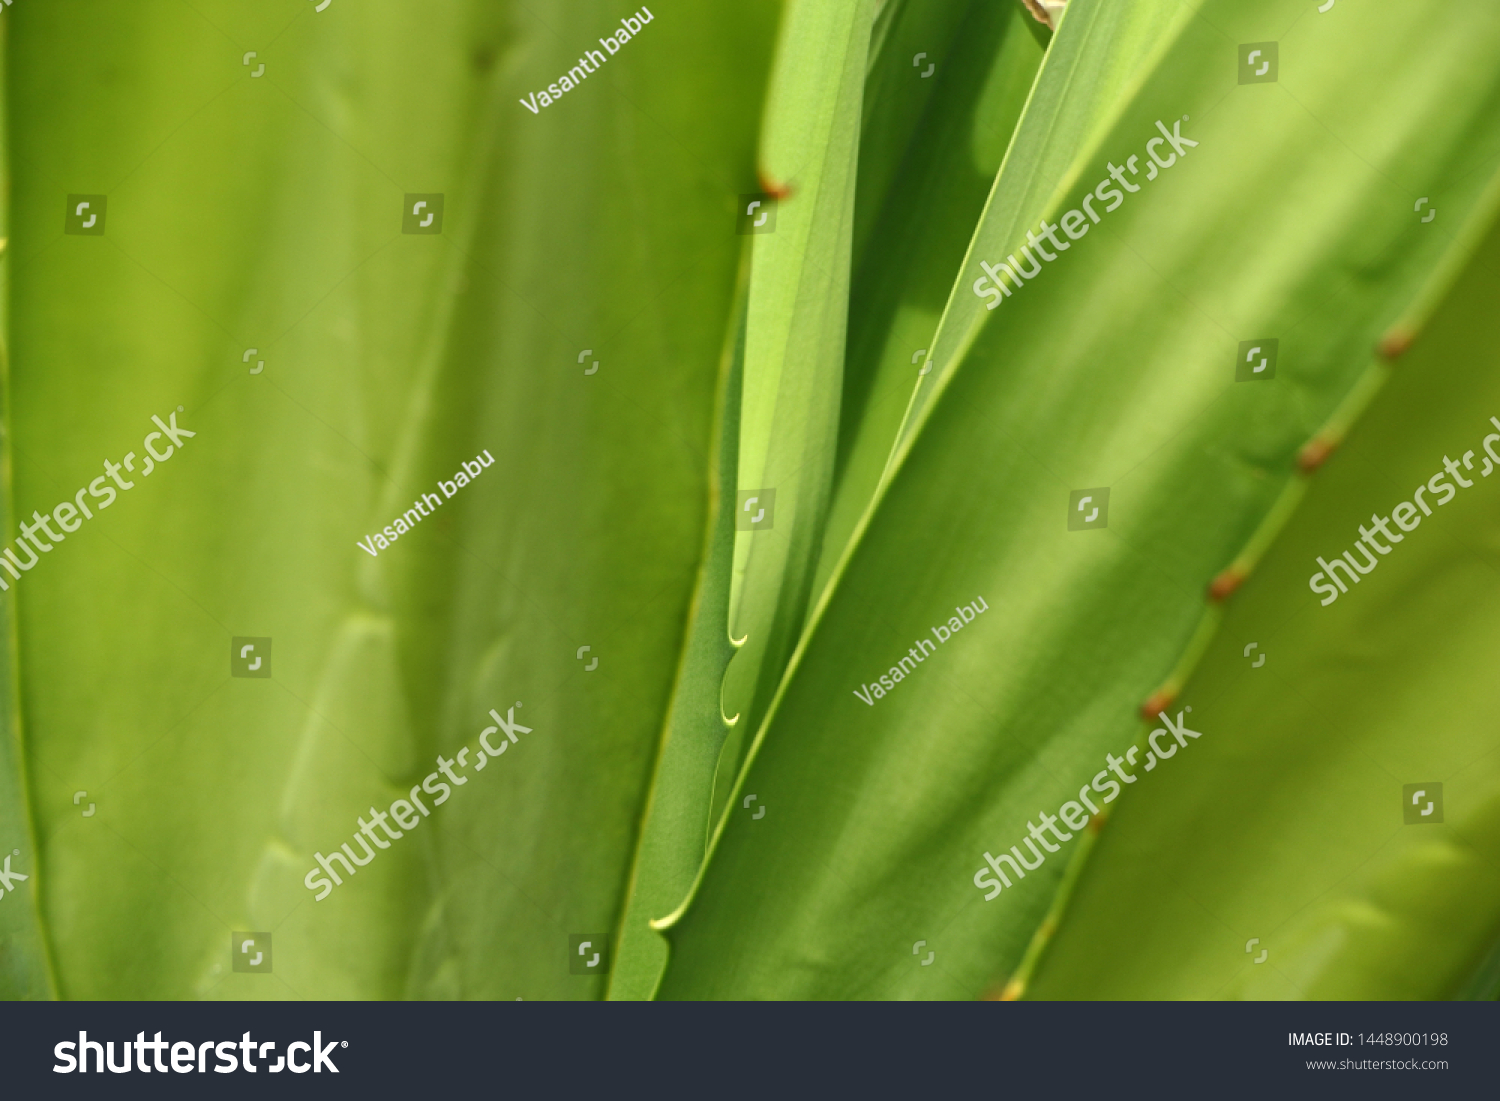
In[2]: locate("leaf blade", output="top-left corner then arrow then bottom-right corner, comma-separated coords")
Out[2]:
654,0 -> 1500,999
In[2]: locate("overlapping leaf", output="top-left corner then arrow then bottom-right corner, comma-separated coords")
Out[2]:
714,0 -> 880,822
653,0 -> 1500,998
814,0 -> 1047,603
612,0 -> 875,998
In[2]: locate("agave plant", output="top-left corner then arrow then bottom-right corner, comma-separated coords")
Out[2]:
2,0 -> 1498,1003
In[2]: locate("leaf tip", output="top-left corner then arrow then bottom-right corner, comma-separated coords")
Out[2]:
995,978 -> 1026,1001
1019,0 -> 1066,31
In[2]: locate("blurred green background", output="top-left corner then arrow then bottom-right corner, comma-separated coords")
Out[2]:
1,0 -> 1497,1001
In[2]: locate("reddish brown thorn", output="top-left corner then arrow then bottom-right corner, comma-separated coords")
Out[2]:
1139,688 -> 1175,721
1088,813 -> 1106,836
1208,566 -> 1245,603
1298,437 -> 1337,473
1378,328 -> 1415,361
757,169 -> 795,201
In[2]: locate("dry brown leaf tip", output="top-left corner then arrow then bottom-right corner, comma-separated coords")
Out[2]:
1020,0 -> 1068,31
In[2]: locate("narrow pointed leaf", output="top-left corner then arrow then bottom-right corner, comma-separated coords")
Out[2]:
713,0 -> 879,822
607,284 -> 746,1000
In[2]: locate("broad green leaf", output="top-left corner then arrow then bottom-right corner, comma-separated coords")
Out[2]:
1024,208 -> 1500,1000
9,0 -> 775,999
653,0 -> 1500,998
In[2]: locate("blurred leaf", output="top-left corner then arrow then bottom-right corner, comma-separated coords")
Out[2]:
1025,209 -> 1500,1000
0,15 -> 55,1001
653,0 -> 1500,998
8,0 -> 776,999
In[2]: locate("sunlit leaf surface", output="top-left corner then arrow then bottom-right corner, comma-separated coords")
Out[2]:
653,0 -> 1500,999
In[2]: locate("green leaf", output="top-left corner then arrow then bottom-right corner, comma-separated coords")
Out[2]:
1024,208 -> 1500,1000
0,15 -> 56,1001
609,0 -> 880,997
607,280 -> 746,1000
7,0 -> 776,999
713,0 -> 880,828
652,0 -> 1500,998
814,0 -> 1047,606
